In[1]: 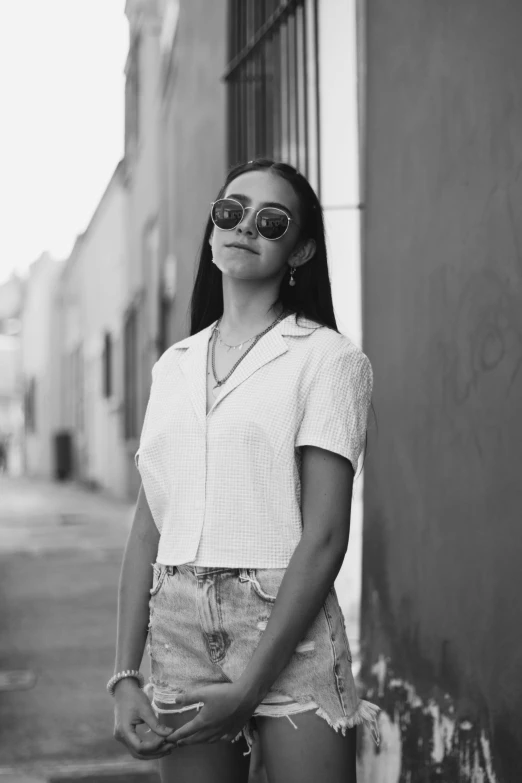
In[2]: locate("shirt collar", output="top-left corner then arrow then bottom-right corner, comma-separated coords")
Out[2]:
170,313 -> 323,428
171,312 -> 322,350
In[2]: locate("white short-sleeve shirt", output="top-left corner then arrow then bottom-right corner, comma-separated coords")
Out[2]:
136,313 -> 373,568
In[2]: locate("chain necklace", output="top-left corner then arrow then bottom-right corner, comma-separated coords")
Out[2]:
210,310 -> 291,396
217,333 -> 256,352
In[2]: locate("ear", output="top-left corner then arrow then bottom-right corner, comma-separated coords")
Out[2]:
209,228 -> 214,246
291,238 -> 316,267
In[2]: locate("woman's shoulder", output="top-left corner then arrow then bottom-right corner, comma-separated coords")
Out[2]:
303,329 -> 372,395
308,325 -> 369,363
151,336 -> 193,380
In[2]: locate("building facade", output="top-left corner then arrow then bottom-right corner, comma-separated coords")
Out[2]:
20,253 -> 63,478
0,274 -> 24,476
156,0 -> 228,346
123,0 -> 163,499
360,1 -> 522,779
57,162 -> 128,497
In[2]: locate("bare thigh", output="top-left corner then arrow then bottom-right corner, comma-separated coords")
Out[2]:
156,706 -> 251,783
256,711 -> 357,783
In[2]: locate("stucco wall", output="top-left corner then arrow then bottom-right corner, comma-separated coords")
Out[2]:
360,1 -> 522,780
160,0 -> 228,341
21,255 -> 63,478
74,169 -> 128,498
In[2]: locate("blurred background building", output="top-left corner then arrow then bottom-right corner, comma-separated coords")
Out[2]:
20,253 -> 63,478
0,273 -> 24,476
57,161 -> 128,495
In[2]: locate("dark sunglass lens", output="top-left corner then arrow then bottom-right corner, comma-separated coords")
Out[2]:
212,199 -> 243,229
257,209 -> 289,239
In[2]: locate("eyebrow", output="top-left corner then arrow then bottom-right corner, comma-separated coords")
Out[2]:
226,193 -> 295,220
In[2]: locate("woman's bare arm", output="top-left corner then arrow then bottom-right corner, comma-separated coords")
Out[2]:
112,483 -> 160,696
235,444 -> 354,705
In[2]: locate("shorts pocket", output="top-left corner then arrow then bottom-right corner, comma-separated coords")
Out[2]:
150,563 -> 168,596
249,568 -> 285,603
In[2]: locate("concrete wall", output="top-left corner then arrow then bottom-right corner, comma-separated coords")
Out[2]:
20,254 -> 63,478
360,1 -> 522,780
124,0 -> 162,498
0,335 -> 24,476
316,0 -> 368,668
159,0 -> 228,342
67,165 -> 128,498
59,238 -> 86,479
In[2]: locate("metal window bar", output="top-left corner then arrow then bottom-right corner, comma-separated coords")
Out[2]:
225,0 -> 301,78
124,308 -> 137,440
225,0 -> 317,171
299,1 -> 308,176
287,11 -> 297,168
305,0 -> 319,196
295,3 -> 306,173
279,19 -> 289,163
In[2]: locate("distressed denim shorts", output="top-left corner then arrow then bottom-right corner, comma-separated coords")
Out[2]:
144,563 -> 380,756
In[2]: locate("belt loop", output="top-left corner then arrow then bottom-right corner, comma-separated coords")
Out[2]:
239,568 -> 249,582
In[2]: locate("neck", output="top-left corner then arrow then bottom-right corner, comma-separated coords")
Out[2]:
218,305 -> 288,342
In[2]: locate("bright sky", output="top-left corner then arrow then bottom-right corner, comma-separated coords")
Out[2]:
0,1 -> 128,284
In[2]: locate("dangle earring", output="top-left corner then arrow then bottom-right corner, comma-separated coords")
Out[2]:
289,265 -> 296,286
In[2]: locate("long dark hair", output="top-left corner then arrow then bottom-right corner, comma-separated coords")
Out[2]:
187,158 -> 374,474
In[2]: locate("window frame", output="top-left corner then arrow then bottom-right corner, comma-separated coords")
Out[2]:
224,0 -> 320,195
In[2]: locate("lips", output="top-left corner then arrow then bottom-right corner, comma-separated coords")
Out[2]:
225,243 -> 258,254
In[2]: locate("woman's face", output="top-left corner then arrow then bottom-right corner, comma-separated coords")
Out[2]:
209,170 -> 310,283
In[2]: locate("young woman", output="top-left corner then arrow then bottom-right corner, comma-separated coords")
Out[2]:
108,159 -> 380,783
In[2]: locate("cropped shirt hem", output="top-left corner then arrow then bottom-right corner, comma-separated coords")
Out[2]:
155,556 -> 297,569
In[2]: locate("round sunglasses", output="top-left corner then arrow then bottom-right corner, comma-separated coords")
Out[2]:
210,198 -> 296,241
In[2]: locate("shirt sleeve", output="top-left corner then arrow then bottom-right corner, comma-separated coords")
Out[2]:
295,343 -> 373,473
134,360 -> 159,470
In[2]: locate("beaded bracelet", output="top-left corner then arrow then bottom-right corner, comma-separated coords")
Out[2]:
106,669 -> 145,697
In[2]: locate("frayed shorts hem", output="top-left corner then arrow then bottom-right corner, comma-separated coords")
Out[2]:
145,683 -> 380,755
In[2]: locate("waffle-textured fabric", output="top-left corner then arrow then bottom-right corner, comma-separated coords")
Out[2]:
135,312 -> 373,568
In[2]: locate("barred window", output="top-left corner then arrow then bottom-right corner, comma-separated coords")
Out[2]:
225,0 -> 320,192
124,306 -> 138,439
24,377 -> 36,434
102,332 -> 112,399
72,345 -> 84,435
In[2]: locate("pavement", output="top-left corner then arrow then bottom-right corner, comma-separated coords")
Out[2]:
0,476 -> 159,782
0,474 -> 364,782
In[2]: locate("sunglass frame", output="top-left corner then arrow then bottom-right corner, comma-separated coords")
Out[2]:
210,198 -> 295,241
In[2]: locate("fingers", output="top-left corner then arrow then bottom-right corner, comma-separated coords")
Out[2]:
117,735 -> 175,760
114,724 -> 174,759
131,746 -> 174,761
113,691 -> 178,761
142,714 -> 173,739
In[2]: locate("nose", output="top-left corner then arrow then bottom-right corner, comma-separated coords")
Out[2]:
236,206 -> 257,236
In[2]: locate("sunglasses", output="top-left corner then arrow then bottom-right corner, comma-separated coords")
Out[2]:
210,198 -> 296,241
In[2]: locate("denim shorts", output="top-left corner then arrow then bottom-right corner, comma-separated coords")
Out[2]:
144,562 -> 380,756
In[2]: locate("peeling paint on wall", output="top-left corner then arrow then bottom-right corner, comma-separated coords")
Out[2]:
358,657 -> 498,782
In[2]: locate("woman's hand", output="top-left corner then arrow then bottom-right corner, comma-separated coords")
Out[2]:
113,679 -> 175,760
165,682 -> 255,747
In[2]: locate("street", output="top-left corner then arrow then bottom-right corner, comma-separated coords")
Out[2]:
0,476 -> 364,783
0,476 -> 160,782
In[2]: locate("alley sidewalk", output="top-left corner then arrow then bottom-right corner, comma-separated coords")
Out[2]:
0,475 -> 365,783
0,476 -> 161,782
